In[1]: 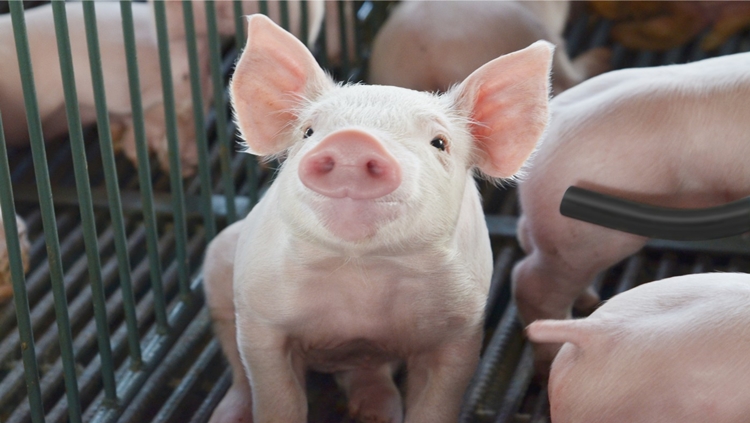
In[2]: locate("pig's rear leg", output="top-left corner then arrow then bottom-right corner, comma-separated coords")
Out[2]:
203,222 -> 254,423
335,363 -> 403,423
512,214 -> 646,373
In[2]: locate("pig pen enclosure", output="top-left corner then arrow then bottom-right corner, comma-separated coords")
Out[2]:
0,1 -> 749,422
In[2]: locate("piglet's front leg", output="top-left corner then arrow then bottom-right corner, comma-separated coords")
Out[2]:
236,320 -> 307,423
403,333 -> 482,423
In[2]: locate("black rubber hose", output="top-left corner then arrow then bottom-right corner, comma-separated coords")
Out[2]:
559,186 -> 750,241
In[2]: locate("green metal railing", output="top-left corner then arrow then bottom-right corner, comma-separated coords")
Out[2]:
10,1 -> 81,421
0,1 -> 386,421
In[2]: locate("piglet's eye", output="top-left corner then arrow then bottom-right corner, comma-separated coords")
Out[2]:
304,127 -> 314,139
430,137 -> 446,151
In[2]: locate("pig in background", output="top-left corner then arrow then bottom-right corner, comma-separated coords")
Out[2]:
368,1 -> 611,95
0,2 -> 203,177
527,272 -> 750,423
203,13 -> 553,423
511,50 -> 750,372
0,1 -> 325,179
0,210 -> 30,303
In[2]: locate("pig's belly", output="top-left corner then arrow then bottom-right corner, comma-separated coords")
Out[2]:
300,338 -> 401,373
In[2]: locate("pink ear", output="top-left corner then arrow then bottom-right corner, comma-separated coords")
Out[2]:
452,41 -> 553,179
230,14 -> 332,156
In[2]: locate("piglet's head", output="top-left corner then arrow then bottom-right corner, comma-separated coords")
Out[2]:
231,15 -> 552,251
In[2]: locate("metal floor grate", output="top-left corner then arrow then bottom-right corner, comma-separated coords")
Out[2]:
1,2 -> 749,423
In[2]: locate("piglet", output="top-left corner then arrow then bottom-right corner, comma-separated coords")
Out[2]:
0,210 -> 30,302
0,2 -> 204,177
527,272 -> 750,423
368,1 -> 610,95
202,14 -> 553,423
511,51 -> 750,370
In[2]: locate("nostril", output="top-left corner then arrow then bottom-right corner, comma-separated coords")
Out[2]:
366,160 -> 385,177
313,156 -> 335,174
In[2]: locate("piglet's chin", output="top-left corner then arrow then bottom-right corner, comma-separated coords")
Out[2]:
317,197 -> 400,242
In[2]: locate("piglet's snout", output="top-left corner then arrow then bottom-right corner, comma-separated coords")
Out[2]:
299,129 -> 402,200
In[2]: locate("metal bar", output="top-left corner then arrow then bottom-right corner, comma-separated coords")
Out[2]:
492,343 -> 534,423
124,310 -> 212,423
181,0 -> 217,240
529,389 -> 550,423
153,336 -> 220,422
119,0 -> 169,332
57,226 -> 192,423
0,112 -> 44,423
337,0 -> 351,78
82,0 -> 142,368
317,3 -> 329,69
0,216 -> 91,374
11,185 -> 253,222
280,0 -> 290,29
0,225 -> 137,421
90,245 -> 206,423
259,0 -> 268,16
613,254 -> 643,295
152,0 -> 191,300
230,0 -> 261,209
206,0 -> 238,222
52,1 -> 118,405
0,227 -> 114,407
484,244 -> 516,330
187,368 -> 231,423
233,0 -> 245,49
83,227 -> 179,422
10,2 -> 83,422
460,303 -> 525,423
300,0 -> 309,46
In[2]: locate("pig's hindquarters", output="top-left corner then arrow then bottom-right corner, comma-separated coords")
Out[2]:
513,60 -> 750,369
538,274 -> 750,423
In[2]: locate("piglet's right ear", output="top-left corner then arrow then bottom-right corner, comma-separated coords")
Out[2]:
231,14 -> 333,156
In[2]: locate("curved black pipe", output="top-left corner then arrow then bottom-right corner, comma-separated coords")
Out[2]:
559,186 -> 750,241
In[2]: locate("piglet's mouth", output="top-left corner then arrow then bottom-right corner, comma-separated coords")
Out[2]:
316,197 -> 401,242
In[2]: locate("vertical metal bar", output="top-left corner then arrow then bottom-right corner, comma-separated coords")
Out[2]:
206,0 -> 237,222
337,0 -> 351,79
259,0 -> 269,16
0,112 -> 44,423
181,0 -> 217,240
232,0 -> 260,208
119,0 -> 169,332
300,0 -> 309,46
152,0 -> 191,300
9,2 -> 83,422
81,0 -> 142,368
52,0 -> 118,405
352,1 -> 363,73
280,0 -> 290,30
317,3 -> 330,69
232,0 -> 245,51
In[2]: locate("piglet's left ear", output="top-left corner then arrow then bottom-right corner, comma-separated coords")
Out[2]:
451,41 -> 553,179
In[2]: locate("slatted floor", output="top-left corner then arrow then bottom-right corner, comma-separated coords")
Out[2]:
1,3 -> 750,422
